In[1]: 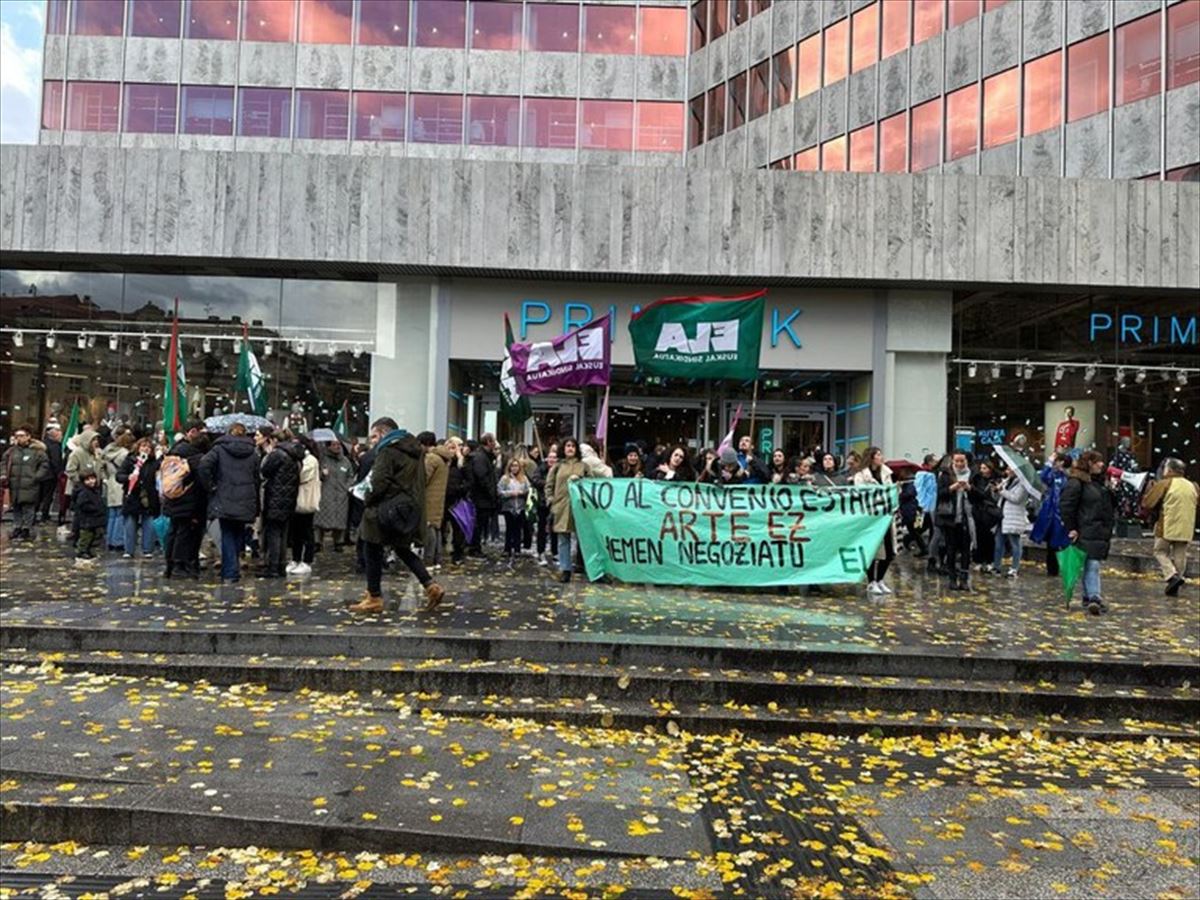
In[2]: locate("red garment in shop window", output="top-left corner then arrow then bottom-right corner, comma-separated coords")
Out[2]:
1054,417 -> 1080,450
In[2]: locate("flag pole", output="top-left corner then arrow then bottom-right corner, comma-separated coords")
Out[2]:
532,419 -> 544,458
747,376 -> 760,451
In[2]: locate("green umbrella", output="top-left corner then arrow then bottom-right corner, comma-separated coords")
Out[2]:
991,443 -> 1043,502
1057,544 -> 1088,607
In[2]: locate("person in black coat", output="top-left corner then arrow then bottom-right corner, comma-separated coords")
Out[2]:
1059,450 -> 1116,615
116,437 -> 161,559
258,428 -> 303,578
936,451 -> 985,590
969,460 -> 1002,570
350,439 -> 378,574
197,424 -> 261,583
71,471 -> 107,564
466,434 -> 499,555
162,429 -> 210,579
442,439 -> 470,565
38,423 -> 64,524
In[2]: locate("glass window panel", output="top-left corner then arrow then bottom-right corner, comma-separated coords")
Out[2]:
711,0 -> 727,40
299,0 -> 352,43
879,110 -> 907,171
910,96 -> 941,170
468,95 -> 520,146
881,0 -> 908,58
772,47 -> 795,109
691,0 -> 707,50
798,34 -> 820,97
824,18 -> 849,84
123,83 -> 177,133
358,0 -> 408,45
42,81 -> 64,130
526,2 -> 579,52
243,0 -> 295,41
913,0 -> 943,44
727,72 -> 747,129
1067,34 -> 1108,122
295,89 -> 349,139
66,81 -> 120,131
1168,0 -> 1199,90
794,146 -> 818,170
71,0 -> 124,35
1116,12 -> 1161,105
470,0 -> 521,50
352,90 -> 405,141
707,82 -> 725,138
984,0 -> 1010,10
769,155 -> 792,170
129,0 -> 182,37
851,2 -> 878,73
849,123 -> 875,171
409,93 -> 464,143
47,0 -> 68,33
636,100 -> 683,152
580,99 -> 633,150
238,87 -> 292,137
1023,49 -> 1061,136
754,0 -> 771,13
945,82 -> 978,160
185,0 -> 237,39
688,94 -> 705,147
749,60 -> 769,119
522,97 -> 577,148
948,0 -> 979,28
732,0 -> 749,27
641,6 -> 686,55
181,85 -> 234,134
584,5 -> 635,54
820,135 -> 847,171
1165,163 -> 1200,181
414,0 -> 466,48
982,66 -> 1017,147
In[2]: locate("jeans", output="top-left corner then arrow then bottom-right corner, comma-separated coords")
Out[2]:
123,511 -> 154,556
364,539 -> 432,597
994,533 -> 1023,570
219,519 -> 246,581
1082,558 -> 1102,599
106,507 -> 124,548
503,511 -> 525,556
289,512 -> 315,564
557,531 -> 575,573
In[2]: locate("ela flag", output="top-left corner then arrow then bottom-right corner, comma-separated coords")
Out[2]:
629,290 -> 766,380
718,402 -> 744,456
162,300 -> 186,434
235,324 -> 268,416
595,391 -> 609,446
500,314 -> 532,425
508,314 -> 612,394
62,401 -> 81,443
332,400 -> 349,436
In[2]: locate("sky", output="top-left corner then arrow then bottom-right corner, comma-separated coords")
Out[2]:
1,0 -> 45,144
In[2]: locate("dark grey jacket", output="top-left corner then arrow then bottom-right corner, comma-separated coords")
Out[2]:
198,435 -> 260,523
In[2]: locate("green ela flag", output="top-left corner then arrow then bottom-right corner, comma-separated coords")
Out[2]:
234,326 -> 268,416
162,305 -> 186,434
62,401 -> 81,443
629,289 -> 766,381
500,313 -> 532,425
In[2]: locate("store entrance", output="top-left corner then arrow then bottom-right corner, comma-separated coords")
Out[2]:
605,397 -> 708,455
724,401 -> 834,460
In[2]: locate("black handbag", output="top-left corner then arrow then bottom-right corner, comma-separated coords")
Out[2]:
377,491 -> 420,536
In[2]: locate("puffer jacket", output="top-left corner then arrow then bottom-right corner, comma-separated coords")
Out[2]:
423,445 -> 455,528
295,451 -> 321,514
100,443 -> 129,508
1059,468 -> 1115,560
65,429 -> 101,494
197,434 -> 261,523
161,438 -> 207,520
997,475 -> 1031,535
467,445 -> 500,511
261,442 -> 304,523
361,431 -> 427,545
116,450 -> 161,518
2,440 -> 50,504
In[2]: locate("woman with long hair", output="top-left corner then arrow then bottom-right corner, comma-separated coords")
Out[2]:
1059,450 -> 1115,615
654,445 -> 695,481
852,446 -> 897,594
498,457 -> 531,562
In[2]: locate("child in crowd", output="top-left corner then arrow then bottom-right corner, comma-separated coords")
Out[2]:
72,470 -> 107,567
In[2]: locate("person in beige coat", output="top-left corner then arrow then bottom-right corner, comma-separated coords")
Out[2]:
545,438 -> 612,583
853,447 -> 897,595
418,432 -> 455,567
1143,458 -> 1199,596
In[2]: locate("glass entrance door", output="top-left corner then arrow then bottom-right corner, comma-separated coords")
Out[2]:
524,406 -> 579,449
726,402 -> 834,460
606,397 -> 709,456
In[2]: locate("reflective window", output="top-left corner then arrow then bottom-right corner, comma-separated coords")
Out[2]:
820,135 -> 847,171
42,81 -> 63,130
295,89 -> 349,140
707,83 -> 725,138
468,95 -> 520,146
414,0 -> 466,48
798,34 -> 820,97
1067,33 -> 1108,122
1116,12 -> 1161,105
243,0 -> 295,41
982,66 -> 1017,147
66,82 -> 120,131
794,146 -> 818,170
641,7 -> 686,55
948,0 -> 979,28
749,60 -> 769,120
299,0 -> 352,43
527,2 -> 579,52
584,5 -> 635,54
733,0 -> 750,27
945,82 -> 978,160
239,87 -> 291,137
881,0 -> 908,58
358,0 -> 408,45
185,0 -> 238,39
410,93 -> 464,143
879,110 -> 907,171
849,123 -> 875,171
352,91 -> 405,141
71,0 -> 124,35
913,0 -> 943,44
772,47 -> 795,109
1023,50 -> 1061,136
1168,0 -> 1199,90
636,100 -> 683,152
688,94 -> 705,147
523,97 -> 577,148
1166,163 -> 1200,181
754,1 -> 771,14
824,18 -> 849,84
181,85 -> 234,135
910,96 -> 941,171
711,0 -> 727,40
691,0 -> 707,50
852,2 -> 878,73
728,72 -> 747,130
984,0 -> 1010,9
579,99 -> 632,150
129,0 -> 182,37
769,156 -> 792,170
470,0 -> 521,49
47,0 -> 68,34
123,83 -> 177,134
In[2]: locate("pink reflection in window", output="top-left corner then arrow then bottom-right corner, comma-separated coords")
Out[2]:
1166,163 -> 1200,181
910,96 -> 941,171
984,0 -> 1010,10
948,0 -> 979,28
711,0 -> 727,40
358,0 -> 407,45
523,97 -> 577,148
470,0 -> 521,50
641,7 -> 686,56
1168,0 -> 1198,90
1067,34 -> 1108,122
47,0 -> 68,34
124,83 -> 177,133
772,47 -> 794,109
468,95 -> 520,146
244,0 -> 295,42
352,91 -> 405,141
299,0 -> 352,43
769,156 -> 792,170
130,0 -> 182,37
733,0 -> 749,28
727,72 -> 747,129
852,2 -> 878,74
688,94 -> 704,147
913,0 -> 942,44
1117,12 -> 1161,105
824,18 -> 849,85
66,81 -> 119,131
798,34 -> 820,97
849,124 -> 875,171
945,82 -> 978,160
42,80 -> 63,130
410,93 -> 464,143
526,3 -> 578,52
414,0 -> 466,48
794,146 -> 818,170
749,60 -> 769,120
295,90 -> 349,139
71,0 -> 124,35
1023,50 -> 1061,136
580,99 -> 632,150
584,5 -> 635,54
182,85 -> 234,134
879,111 -> 906,171
185,0 -> 237,39
691,0 -> 706,50
881,0 -> 908,58
636,101 -> 682,152
707,83 -> 725,138
982,66 -> 1017,148
238,87 -> 292,137
821,136 -> 847,171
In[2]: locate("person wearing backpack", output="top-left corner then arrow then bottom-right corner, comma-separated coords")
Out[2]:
161,422 -> 209,579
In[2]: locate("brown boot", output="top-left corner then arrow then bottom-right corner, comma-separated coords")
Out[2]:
348,592 -> 384,614
422,582 -> 445,612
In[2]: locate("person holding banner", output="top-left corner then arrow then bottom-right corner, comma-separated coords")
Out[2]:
546,438 -> 612,583
735,435 -> 770,485
653,446 -> 695,482
853,448 -> 898,594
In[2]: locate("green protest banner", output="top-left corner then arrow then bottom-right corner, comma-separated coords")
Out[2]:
628,290 -> 766,380
569,479 -> 897,587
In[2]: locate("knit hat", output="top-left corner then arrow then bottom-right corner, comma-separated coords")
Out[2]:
719,447 -> 738,467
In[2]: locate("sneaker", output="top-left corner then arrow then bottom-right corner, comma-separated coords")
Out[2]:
866,581 -> 882,594
1005,568 -> 1018,579
877,581 -> 893,594
294,562 -> 312,577
285,561 -> 299,574
536,556 -> 548,567
73,557 -> 90,568
122,553 -> 133,559
422,582 -> 445,612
